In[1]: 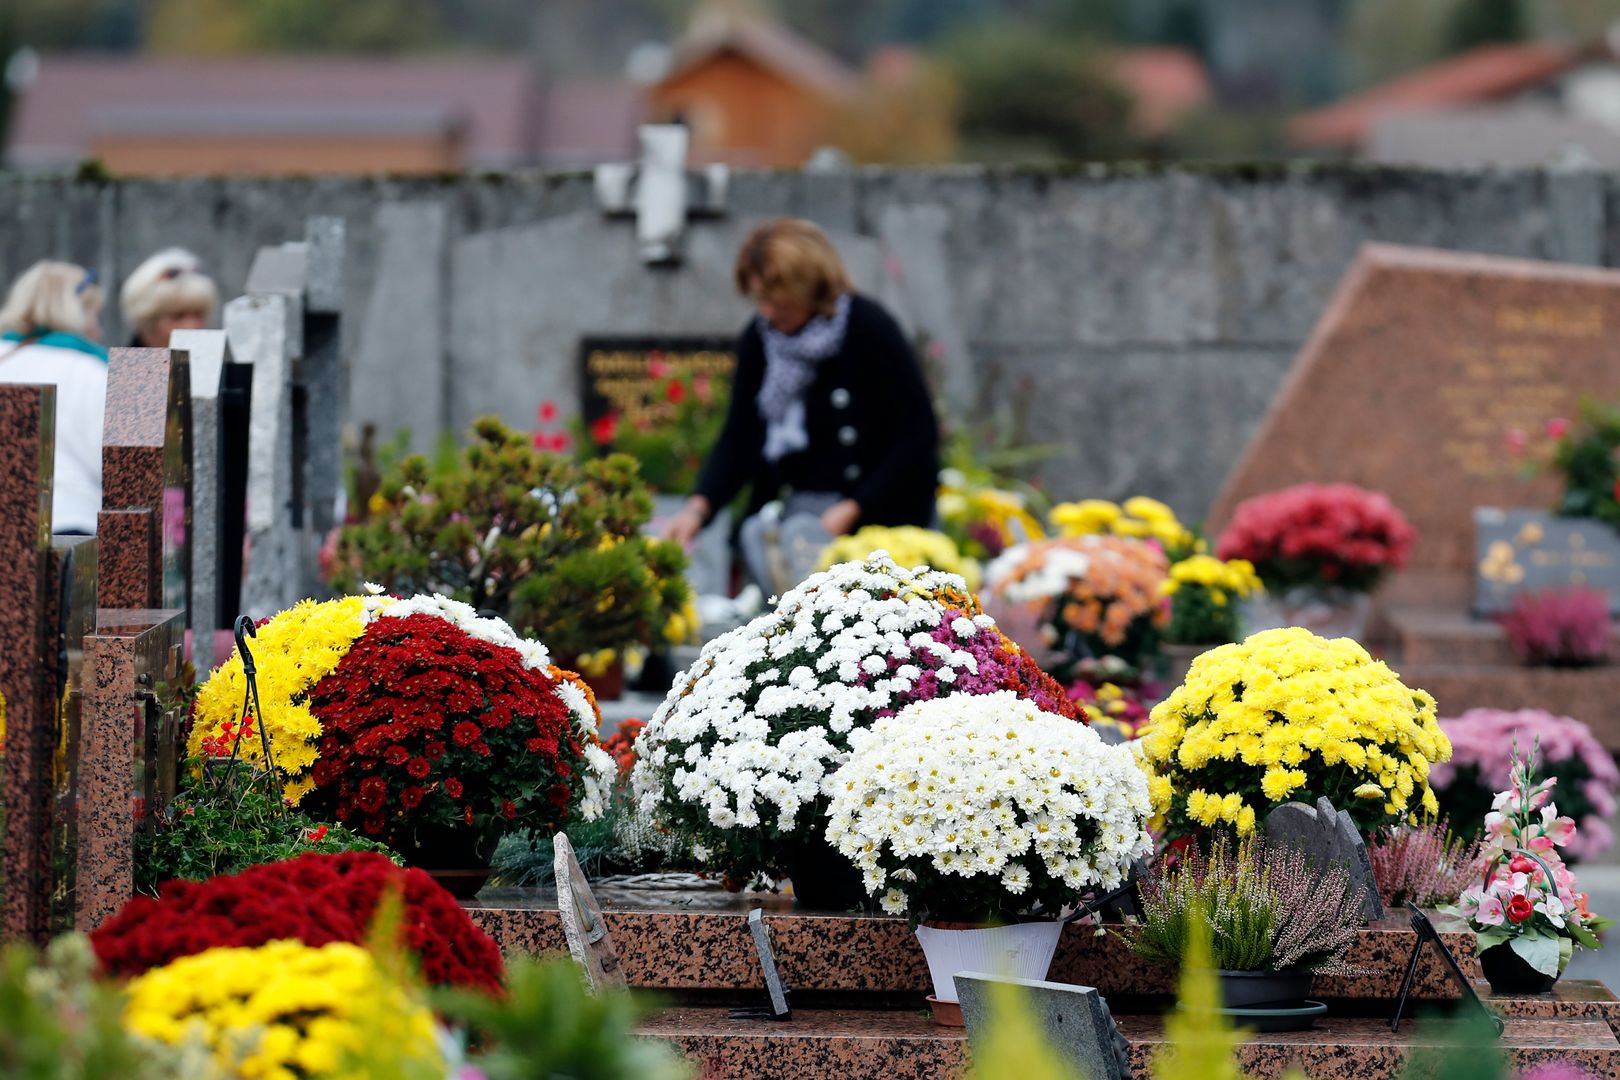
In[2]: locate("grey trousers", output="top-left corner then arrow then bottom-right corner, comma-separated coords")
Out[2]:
737,492 -> 841,596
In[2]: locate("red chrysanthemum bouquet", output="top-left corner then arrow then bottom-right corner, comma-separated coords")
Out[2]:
1216,482 -> 1416,594
90,851 -> 505,993
188,591 -> 616,870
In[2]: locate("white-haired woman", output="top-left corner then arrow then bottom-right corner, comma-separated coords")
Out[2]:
120,247 -> 217,347
0,261 -> 108,533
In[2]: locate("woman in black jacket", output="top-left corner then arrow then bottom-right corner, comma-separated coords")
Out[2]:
666,219 -> 939,561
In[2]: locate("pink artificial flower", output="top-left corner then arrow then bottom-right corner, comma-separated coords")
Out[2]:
1540,806 -> 1578,847
1476,893 -> 1506,926
1546,416 -> 1571,439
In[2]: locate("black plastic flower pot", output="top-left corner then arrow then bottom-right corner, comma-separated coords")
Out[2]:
1216,968 -> 1313,1009
1479,941 -> 1559,995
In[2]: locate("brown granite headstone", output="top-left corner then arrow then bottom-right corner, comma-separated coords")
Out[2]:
98,347 -> 191,612
1209,244 -> 1620,602
0,384 -> 56,942
78,608 -> 184,930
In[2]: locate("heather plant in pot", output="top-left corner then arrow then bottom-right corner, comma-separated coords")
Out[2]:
1446,746 -> 1609,994
1126,837 -> 1365,1018
825,692 -> 1152,1025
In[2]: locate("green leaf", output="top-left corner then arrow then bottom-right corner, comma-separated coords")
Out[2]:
1473,927 -> 1511,954
1509,932 -> 1561,977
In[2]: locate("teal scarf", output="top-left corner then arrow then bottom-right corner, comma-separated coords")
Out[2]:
1,329 -> 109,362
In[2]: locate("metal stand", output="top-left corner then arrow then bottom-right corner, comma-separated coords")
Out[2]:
1390,902 -> 1504,1037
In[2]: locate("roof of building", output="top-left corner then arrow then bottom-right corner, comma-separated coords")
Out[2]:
1110,47 -> 1213,138
6,54 -> 642,170
1290,40 -> 1593,149
660,4 -> 858,100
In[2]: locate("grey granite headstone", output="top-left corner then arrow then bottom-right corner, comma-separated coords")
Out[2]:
302,216 -> 346,315
1264,796 -> 1384,921
1474,507 -> 1620,614
955,972 -> 1132,1080
224,291 -> 301,618
170,328 -> 230,672
747,907 -> 791,1018
555,832 -> 627,993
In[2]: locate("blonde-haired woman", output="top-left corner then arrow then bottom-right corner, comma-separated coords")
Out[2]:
0,260 -> 108,533
666,219 -> 939,581
121,247 -> 217,347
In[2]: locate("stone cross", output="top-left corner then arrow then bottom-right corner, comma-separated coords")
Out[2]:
97,348 -> 191,613
594,124 -> 728,264
955,972 -> 1134,1080
554,832 -> 627,992
1264,796 -> 1385,921
170,329 -> 231,672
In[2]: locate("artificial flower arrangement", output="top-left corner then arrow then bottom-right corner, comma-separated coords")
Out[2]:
1434,708 -> 1619,863
92,851 -> 506,994
1448,747 -> 1609,992
330,416 -> 690,669
1140,627 -> 1451,838
1161,553 -> 1264,646
984,534 -> 1170,677
1050,496 -> 1197,557
826,692 -> 1151,1017
1215,482 -> 1416,594
630,553 -> 1079,895
187,591 -> 616,866
1127,837 -> 1366,1007
819,525 -> 982,591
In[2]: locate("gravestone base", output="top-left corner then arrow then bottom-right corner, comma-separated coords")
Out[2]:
1378,598 -> 1620,752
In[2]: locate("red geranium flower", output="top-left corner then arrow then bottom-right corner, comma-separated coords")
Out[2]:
537,400 -> 558,423
665,379 -> 686,404
590,413 -> 619,446
1507,895 -> 1534,924
502,800 -> 517,820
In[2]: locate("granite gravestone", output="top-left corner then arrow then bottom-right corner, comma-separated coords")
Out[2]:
224,217 -> 347,618
170,329 -> 234,671
1264,796 -> 1384,921
554,832 -> 627,993
45,536 -> 97,935
0,384 -> 61,942
97,348 -> 191,613
1474,508 -> 1620,614
1210,244 -> 1620,598
955,972 -> 1133,1080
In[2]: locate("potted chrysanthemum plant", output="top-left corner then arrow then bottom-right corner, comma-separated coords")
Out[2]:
824,691 -> 1153,1026
1446,745 -> 1609,994
1126,836 -> 1365,1025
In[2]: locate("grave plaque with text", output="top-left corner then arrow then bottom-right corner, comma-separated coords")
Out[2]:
578,336 -> 735,431
1211,245 -> 1620,587
1474,508 -> 1620,614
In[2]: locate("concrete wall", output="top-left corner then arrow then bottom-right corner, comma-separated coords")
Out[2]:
0,164 -> 1608,521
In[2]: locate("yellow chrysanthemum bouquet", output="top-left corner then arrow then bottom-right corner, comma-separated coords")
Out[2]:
1051,496 -> 1198,558
818,525 -> 981,590
1142,627 -> 1451,838
1161,554 -> 1263,646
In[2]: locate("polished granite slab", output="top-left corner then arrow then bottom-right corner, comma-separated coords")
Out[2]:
643,1007 -> 1620,1080
467,889 -> 1479,1000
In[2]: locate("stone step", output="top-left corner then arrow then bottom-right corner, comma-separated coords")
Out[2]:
641,1005 -> 1620,1080
467,890 -> 1476,1001
1392,662 -> 1620,749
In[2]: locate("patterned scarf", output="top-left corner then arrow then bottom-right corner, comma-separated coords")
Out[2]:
757,292 -> 852,462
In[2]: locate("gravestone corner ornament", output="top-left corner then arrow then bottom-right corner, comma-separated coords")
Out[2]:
594,124 -> 729,265
554,832 -> 626,993
1264,796 -> 1385,921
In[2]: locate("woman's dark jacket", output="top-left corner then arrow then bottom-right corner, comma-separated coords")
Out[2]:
694,293 -> 939,528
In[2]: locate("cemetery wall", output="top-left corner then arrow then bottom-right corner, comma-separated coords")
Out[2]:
0,164 -> 1606,519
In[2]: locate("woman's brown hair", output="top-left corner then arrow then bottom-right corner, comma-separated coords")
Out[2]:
733,218 -> 853,316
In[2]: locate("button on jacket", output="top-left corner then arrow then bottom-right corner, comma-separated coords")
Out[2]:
695,292 -> 940,528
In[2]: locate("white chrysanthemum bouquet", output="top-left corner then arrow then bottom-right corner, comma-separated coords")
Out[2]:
631,554 -> 1079,886
827,692 -> 1153,922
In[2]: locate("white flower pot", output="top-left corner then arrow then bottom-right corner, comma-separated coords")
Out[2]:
914,920 -> 1064,1003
